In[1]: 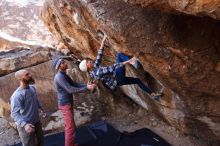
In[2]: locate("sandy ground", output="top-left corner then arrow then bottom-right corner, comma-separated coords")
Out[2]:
0,118 -> 19,146
107,108 -> 209,146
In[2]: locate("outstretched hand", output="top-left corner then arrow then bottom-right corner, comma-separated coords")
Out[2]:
24,123 -> 35,133
103,33 -> 107,41
122,57 -> 137,65
87,83 -> 96,90
39,109 -> 47,118
129,57 -> 137,65
100,33 -> 107,49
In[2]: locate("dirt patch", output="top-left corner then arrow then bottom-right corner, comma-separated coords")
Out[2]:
0,107 -> 211,146
107,107 -> 209,146
0,118 -> 19,146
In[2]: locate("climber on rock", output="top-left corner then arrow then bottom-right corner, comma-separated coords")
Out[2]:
79,32 -> 162,100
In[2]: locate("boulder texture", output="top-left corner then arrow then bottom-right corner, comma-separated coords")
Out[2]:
0,46 -> 53,76
0,49 -> 154,146
0,0 -> 54,47
0,45 -> 139,137
0,46 -> 58,119
0,60 -> 56,119
0,49 -> 130,133
0,37 -> 31,51
124,0 -> 220,20
41,0 -> 220,144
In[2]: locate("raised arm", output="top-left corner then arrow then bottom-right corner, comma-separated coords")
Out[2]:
100,33 -> 107,49
94,34 -> 107,68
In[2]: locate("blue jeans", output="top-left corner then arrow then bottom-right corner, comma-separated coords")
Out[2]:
115,53 -> 152,94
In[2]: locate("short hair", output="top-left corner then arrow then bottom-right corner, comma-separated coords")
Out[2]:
85,57 -> 93,62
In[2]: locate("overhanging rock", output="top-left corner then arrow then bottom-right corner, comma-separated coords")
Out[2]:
41,0 -> 220,144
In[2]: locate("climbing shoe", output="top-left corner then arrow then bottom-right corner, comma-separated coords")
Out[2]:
133,59 -> 141,69
151,93 -> 164,101
130,57 -> 141,69
151,95 -> 161,100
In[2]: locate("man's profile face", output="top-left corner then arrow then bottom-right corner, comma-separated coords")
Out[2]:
60,60 -> 68,71
21,72 -> 35,85
87,60 -> 94,70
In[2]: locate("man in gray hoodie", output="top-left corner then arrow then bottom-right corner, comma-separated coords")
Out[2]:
10,69 -> 44,146
53,58 -> 96,146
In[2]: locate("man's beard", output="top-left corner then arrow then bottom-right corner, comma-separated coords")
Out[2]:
61,64 -> 68,71
22,77 -> 35,85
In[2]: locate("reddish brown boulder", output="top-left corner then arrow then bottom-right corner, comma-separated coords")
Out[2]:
124,0 -> 220,20
41,0 -> 220,144
0,46 -> 52,76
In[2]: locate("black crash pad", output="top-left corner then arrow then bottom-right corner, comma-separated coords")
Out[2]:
11,121 -> 171,146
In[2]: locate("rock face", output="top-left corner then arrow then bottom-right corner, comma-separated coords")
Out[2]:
0,37 -> 31,51
0,60 -> 56,119
0,46 -> 53,76
0,46 -> 57,118
0,46 -> 132,135
41,0 -> 220,144
124,0 -> 220,20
